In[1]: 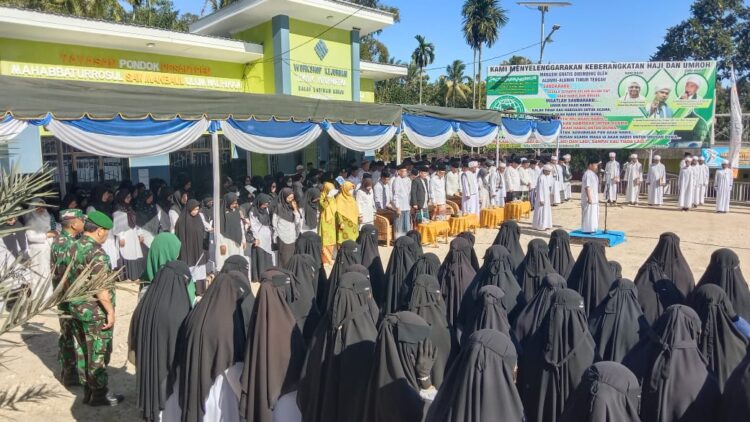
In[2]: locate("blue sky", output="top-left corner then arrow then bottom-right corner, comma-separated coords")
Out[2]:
174,0 -> 696,79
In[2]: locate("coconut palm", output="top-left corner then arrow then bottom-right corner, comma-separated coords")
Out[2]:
411,35 -> 435,104
445,59 -> 472,107
462,0 -> 508,109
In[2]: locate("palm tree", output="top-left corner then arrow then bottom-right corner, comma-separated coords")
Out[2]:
445,60 -> 471,107
411,35 -> 435,104
462,0 -> 508,109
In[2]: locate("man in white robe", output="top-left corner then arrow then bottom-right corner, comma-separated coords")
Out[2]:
562,154 -> 573,201
604,152 -> 620,203
487,160 -> 500,207
445,163 -> 461,200
525,160 -> 537,209
696,156 -> 709,205
533,165 -> 554,231
715,160 -> 733,213
494,163 -> 507,207
678,157 -> 696,211
518,159 -> 531,201
689,158 -> 701,208
460,161 -> 480,216
391,165 -> 412,238
24,199 -> 54,300
505,160 -> 521,202
550,156 -> 564,205
647,155 -> 666,206
429,166 -> 447,220
581,159 -> 601,233
623,153 -> 643,205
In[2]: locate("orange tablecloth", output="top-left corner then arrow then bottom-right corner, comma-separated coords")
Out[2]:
449,214 -> 479,235
480,207 -> 505,228
505,201 -> 532,220
417,220 -> 451,246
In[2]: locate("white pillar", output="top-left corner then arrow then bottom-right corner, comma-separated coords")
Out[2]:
648,149 -> 653,167
396,132 -> 402,163
211,131 -> 222,266
56,139 -> 67,198
495,135 -> 500,164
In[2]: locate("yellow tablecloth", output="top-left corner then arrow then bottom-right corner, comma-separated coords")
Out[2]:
449,214 -> 479,235
480,207 -> 505,228
417,220 -> 451,246
505,201 -> 532,220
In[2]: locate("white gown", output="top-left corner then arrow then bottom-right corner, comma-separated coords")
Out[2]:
604,161 -> 620,202
162,363 -> 244,422
647,163 -> 666,205
24,213 -> 52,300
623,162 -> 643,204
714,168 -> 733,212
581,170 -> 600,233
552,164 -> 564,204
461,171 -> 480,216
678,166 -> 696,209
696,163 -> 709,205
533,174 -> 553,230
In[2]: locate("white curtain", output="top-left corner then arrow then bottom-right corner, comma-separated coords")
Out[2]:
456,126 -> 499,147
0,118 -> 28,141
533,125 -> 561,144
325,124 -> 398,151
46,118 -> 209,158
220,120 -> 322,154
402,124 -> 454,149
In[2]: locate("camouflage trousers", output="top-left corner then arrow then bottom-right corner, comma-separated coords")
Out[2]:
72,318 -> 112,390
58,315 -> 78,381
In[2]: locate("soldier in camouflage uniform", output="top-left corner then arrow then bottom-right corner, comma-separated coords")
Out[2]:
68,211 -> 124,407
50,209 -> 85,386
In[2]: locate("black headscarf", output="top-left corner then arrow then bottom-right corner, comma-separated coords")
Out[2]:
295,231 -> 327,300
641,232 -> 695,297
284,254 -> 322,343
358,224 -> 385,299
134,190 -> 159,235
156,187 -> 173,214
493,220 -> 524,271
567,241 -> 616,317
627,305 -> 721,422
559,361 -> 641,422
426,330 -> 524,422
608,261 -> 623,279
324,240 -> 361,311
633,261 -> 685,325
688,284 -> 749,390
275,187 -> 296,223
174,199 -> 206,267
589,278 -> 651,362
220,192 -> 244,244
721,351 -> 750,421
407,274 -> 453,388
406,229 -> 425,257
129,261 -> 193,422
548,229 -> 575,279
379,236 -> 420,317
90,184 -> 114,217
456,231 -> 480,271
302,187 -> 320,229
363,311 -> 432,422
114,189 -> 137,228
518,288 -> 596,422
461,285 -> 512,343
220,255 -> 249,275
400,252 -> 441,310
438,237 -> 477,327
251,193 -> 273,226
167,273 -> 253,422
514,273 -> 567,350
517,239 -> 558,303
697,248 -> 750,321
239,270 -> 306,422
199,196 -> 213,225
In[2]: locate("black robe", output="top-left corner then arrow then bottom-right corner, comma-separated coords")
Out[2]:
324,240 -> 361,311
517,288 -> 596,422
493,220 -> 524,272
302,188 -> 320,229
456,231 -> 480,271
608,261 -> 623,279
297,272 -> 379,422
688,284 -> 749,390
174,199 -> 207,267
514,273 -> 567,350
697,248 -> 750,321
358,224 -> 386,300
460,285 -> 512,344
407,274 -> 453,388
379,236 -> 420,317
438,237 -> 477,328
588,278 -> 651,362
406,229 -> 425,257
721,351 -> 750,422
239,270 -> 306,422
567,241 -> 616,317
426,330 -> 524,422
284,254 -> 323,344
633,261 -> 685,325
220,255 -> 249,275
129,261 -> 193,422
640,232 -> 695,297
548,229 -> 574,279
559,361 -> 641,422
516,238 -> 558,303
400,252 -> 441,310
295,231 -> 327,300
363,311 -> 432,422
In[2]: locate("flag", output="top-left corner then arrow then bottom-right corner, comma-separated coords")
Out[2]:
729,66 -> 743,178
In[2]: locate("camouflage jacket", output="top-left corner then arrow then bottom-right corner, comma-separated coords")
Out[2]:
68,235 -> 115,323
50,230 -> 77,312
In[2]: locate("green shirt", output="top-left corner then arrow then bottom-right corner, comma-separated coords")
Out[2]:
68,235 -> 115,323
50,230 -> 76,312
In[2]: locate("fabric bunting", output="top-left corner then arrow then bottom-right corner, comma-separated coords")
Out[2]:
402,114 -> 457,149
456,121 -> 500,147
220,119 -> 322,154
501,117 -> 562,145
0,114 -> 28,141
322,121 -> 398,152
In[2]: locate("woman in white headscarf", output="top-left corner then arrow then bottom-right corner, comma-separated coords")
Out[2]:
23,198 -> 55,299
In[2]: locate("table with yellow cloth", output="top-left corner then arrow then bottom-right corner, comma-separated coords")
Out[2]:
449,214 -> 479,236
505,201 -> 532,220
417,220 -> 451,246
480,207 -> 505,228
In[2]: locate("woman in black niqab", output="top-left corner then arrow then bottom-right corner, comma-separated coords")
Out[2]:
514,273 -> 567,350
493,220 -> 524,271
220,255 -> 249,276
517,288 -> 596,422
627,305 -> 721,422
400,252 -> 441,309
174,199 -> 207,267
588,278 -> 651,362
406,274 -> 453,388
240,269 -> 307,422
295,231 -> 327,300
363,311 -> 435,422
134,190 -> 160,237
379,236 -> 420,317
358,224 -> 385,299
517,238 -> 557,302
559,361 -> 641,422
721,350 -> 750,422
438,237 -> 477,327
426,330 -> 524,422
297,272 -> 379,422
249,193 -> 275,283
461,245 -> 525,325
406,229 -> 425,257
456,231 -> 480,271
302,187 -> 320,230
460,285 -> 512,342
324,240 -> 361,311
688,284 -> 749,390
633,261 -> 684,325
129,261 -> 193,422
608,261 -> 623,279
641,232 -> 695,296
697,248 -> 750,321
548,229 -> 574,278
284,254 -> 322,342
567,241 -> 615,317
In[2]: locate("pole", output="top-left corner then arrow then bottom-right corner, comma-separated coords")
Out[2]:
555,133 -> 560,159
538,6 -> 547,64
648,149 -> 653,167
396,132 -> 402,164
211,131 -> 221,267
495,134 -> 500,165
55,139 -> 67,198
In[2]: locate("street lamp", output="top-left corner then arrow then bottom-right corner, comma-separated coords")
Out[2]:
517,2 -> 571,63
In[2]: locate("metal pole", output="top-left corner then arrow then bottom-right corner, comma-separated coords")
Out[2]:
648,149 -> 653,167
211,131 -> 221,266
396,132 -> 402,163
555,133 -> 560,159
495,134 -> 500,164
538,6 -> 547,64
55,138 -> 67,198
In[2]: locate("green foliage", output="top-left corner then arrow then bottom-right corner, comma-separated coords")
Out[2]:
128,0 -> 197,32
501,55 -> 533,65
412,35 -> 436,104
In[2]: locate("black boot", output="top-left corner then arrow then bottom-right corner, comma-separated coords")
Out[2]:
61,370 -> 80,387
82,386 -> 92,404
88,388 -> 124,407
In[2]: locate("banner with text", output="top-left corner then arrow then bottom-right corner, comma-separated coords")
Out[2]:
487,61 -> 716,149
702,146 -> 750,169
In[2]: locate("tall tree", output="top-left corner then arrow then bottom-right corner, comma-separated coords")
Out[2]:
445,59 -> 471,107
411,35 -> 435,104
462,0 -> 508,109
501,55 -> 534,66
